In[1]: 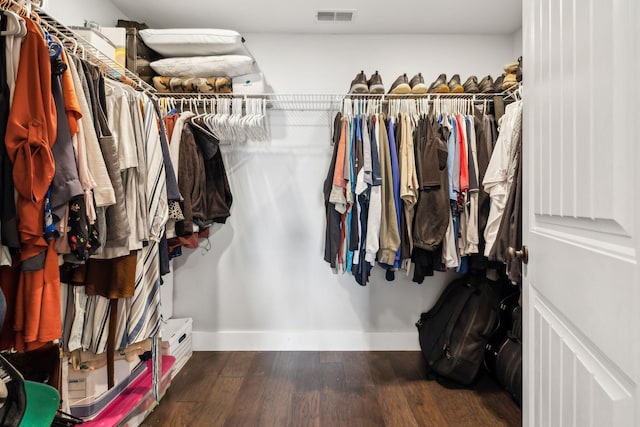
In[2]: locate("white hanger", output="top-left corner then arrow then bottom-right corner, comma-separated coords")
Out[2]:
1,10 -> 26,37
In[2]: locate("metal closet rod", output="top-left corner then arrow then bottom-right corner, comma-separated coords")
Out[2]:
155,92 -> 507,100
154,91 -> 515,112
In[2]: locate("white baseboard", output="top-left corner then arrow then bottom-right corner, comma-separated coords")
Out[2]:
192,331 -> 420,351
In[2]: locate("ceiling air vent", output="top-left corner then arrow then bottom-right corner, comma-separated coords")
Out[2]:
316,10 -> 355,22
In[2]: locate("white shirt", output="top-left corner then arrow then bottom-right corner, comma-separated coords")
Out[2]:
483,101 -> 523,257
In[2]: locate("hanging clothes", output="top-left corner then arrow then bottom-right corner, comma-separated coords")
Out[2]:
483,101 -> 523,258
475,109 -> 498,254
323,113 -> 343,269
487,102 -> 523,284
322,97 -> 508,286
377,113 -> 400,266
0,10 -> 21,262
2,17 -> 59,351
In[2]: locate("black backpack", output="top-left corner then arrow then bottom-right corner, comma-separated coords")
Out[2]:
416,275 -> 499,386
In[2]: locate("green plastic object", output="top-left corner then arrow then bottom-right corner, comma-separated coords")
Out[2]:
19,381 -> 59,427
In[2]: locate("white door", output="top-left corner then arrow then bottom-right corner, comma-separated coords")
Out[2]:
523,0 -> 640,426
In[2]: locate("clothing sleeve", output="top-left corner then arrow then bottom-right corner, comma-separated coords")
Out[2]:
377,115 -> 401,265
5,20 -> 57,260
5,20 -> 56,202
60,50 -> 82,136
144,100 -> 168,241
68,56 -> 115,208
176,126 -> 206,236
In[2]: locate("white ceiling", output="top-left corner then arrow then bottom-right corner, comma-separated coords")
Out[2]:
110,0 -> 522,35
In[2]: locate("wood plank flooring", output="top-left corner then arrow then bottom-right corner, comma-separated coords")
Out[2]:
141,352 -> 521,427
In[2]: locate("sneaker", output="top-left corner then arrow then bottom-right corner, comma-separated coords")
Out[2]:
493,74 -> 505,92
478,75 -> 495,93
368,71 -> 385,94
349,70 -> 369,94
502,73 -> 518,90
447,74 -> 464,93
427,73 -> 449,93
463,76 -> 479,93
409,73 -> 428,94
389,73 -> 411,94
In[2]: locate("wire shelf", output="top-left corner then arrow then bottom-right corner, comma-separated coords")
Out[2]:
155,86 -> 521,112
4,0 -> 522,110
33,5 -> 157,93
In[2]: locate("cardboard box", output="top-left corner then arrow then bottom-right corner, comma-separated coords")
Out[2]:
68,358 -> 142,402
100,27 -> 127,67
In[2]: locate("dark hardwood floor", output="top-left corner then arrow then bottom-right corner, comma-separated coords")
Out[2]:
141,351 -> 521,427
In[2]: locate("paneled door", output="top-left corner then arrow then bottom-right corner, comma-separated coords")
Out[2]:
523,0 -> 639,425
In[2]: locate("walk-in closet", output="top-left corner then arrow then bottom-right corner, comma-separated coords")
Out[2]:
0,0 -> 637,426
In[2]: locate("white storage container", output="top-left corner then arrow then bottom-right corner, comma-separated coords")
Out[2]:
232,72 -> 266,94
71,27 -> 117,64
161,318 -> 193,377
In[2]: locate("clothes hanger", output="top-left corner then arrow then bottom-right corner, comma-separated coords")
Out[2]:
1,9 -> 26,37
240,97 -> 252,140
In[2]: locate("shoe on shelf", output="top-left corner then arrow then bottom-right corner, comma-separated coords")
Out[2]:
368,71 -> 385,94
493,74 -> 505,92
463,76 -> 479,93
504,60 -> 518,74
389,73 -> 411,94
502,73 -> 518,90
478,75 -> 495,93
428,73 -> 449,93
516,56 -> 522,82
448,74 -> 464,93
349,70 -> 369,94
409,73 -> 428,94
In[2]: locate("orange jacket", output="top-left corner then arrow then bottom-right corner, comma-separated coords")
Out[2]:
5,18 -> 57,261
2,18 -> 62,350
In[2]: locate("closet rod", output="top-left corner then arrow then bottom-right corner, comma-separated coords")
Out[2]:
155,90 -> 512,112
155,92 -> 503,100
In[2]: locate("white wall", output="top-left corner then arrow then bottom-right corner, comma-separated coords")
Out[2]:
512,27 -> 523,59
245,33 -> 516,94
171,33 -> 516,351
42,0 -> 128,27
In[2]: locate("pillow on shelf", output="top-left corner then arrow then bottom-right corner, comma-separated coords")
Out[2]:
150,55 -> 254,78
139,28 -> 243,57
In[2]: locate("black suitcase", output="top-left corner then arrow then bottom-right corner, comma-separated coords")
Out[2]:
416,275 -> 499,386
484,292 -> 523,407
495,336 -> 523,406
484,290 -> 520,374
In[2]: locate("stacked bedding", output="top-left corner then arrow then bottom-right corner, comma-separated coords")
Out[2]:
117,19 -> 162,84
139,28 -> 258,94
